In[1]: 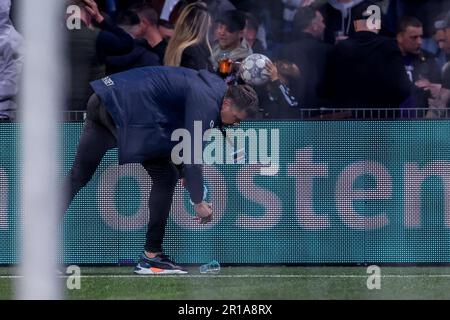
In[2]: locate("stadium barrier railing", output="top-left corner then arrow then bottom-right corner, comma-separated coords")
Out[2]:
2,108 -> 449,122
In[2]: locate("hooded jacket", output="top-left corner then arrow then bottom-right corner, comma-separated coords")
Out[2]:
320,0 -> 365,44
0,0 -> 23,119
90,66 -> 227,203
323,31 -> 411,109
278,32 -> 331,108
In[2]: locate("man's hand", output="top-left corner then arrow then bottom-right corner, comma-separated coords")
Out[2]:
427,87 -> 450,109
83,0 -> 104,24
428,97 -> 446,108
193,202 -> 212,224
265,61 -> 279,82
415,79 -> 442,99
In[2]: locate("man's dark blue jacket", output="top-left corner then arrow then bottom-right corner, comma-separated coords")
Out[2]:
90,66 -> 227,203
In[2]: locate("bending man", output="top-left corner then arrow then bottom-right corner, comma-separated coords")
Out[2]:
64,66 -> 259,274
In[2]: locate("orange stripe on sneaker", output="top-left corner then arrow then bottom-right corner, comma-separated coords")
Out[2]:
150,267 -> 164,273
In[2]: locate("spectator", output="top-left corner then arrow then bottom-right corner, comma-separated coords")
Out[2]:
385,0 -> 450,40
440,11 -> 450,71
281,0 -> 302,34
130,3 -> 168,62
158,0 -> 182,39
444,12 -> 450,73
105,10 -> 161,75
164,2 -> 213,71
0,0 -> 22,120
211,10 -> 252,69
146,0 -> 189,40
322,1 -> 411,112
277,6 -> 329,110
257,0 -> 284,52
319,0 -> 368,44
243,13 -> 266,55
66,0 -> 134,111
428,13 -> 450,117
431,15 -> 448,71
396,16 -> 441,110
427,62 -> 450,118
281,1 -> 316,34
255,60 -> 300,119
397,17 -> 441,84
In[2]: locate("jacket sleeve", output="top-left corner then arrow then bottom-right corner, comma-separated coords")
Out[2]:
182,89 -> 219,204
384,41 -> 413,106
267,80 -> 299,108
0,37 -> 22,101
96,19 -> 134,62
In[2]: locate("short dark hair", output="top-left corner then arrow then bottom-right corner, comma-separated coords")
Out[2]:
117,10 -> 141,27
215,10 -> 246,33
225,84 -> 259,116
397,16 -> 423,34
130,3 -> 159,26
245,13 -> 259,31
293,7 -> 317,32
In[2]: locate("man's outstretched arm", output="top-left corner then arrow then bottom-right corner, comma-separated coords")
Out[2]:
181,91 -> 220,223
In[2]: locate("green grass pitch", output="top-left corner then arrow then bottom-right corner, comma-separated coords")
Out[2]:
2,266 -> 450,299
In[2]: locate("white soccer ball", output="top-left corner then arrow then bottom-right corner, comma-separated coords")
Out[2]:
239,54 -> 272,86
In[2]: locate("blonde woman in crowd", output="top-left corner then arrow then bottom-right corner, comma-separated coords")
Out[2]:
164,1 -> 214,71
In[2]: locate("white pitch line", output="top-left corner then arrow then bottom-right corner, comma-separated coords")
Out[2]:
2,274 -> 450,279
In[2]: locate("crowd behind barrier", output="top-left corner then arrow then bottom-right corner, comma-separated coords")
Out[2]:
2,0 -> 450,120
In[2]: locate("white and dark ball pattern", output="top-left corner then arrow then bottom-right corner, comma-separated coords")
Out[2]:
239,54 -> 272,86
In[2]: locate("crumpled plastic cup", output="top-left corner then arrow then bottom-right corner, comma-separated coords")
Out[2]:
199,260 -> 221,274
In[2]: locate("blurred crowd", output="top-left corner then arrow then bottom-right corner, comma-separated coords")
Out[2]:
3,0 -> 450,120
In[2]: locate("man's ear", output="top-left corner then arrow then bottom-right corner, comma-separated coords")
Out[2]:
238,30 -> 244,39
141,18 -> 151,30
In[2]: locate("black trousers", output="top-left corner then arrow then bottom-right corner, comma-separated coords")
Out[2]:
64,94 -> 179,253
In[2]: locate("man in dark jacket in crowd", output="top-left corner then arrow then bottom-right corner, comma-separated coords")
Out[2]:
64,66 -> 259,275
66,0 -> 134,111
277,6 -> 330,111
129,3 -> 168,62
396,16 -> 442,112
105,9 -> 161,75
323,1 -> 411,114
319,0 -> 366,44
